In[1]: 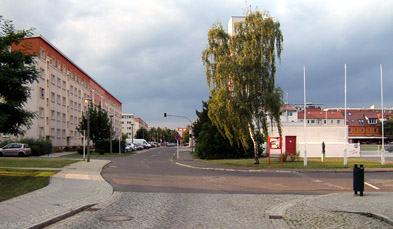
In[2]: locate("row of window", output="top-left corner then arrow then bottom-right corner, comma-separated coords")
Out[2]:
349,127 -> 378,134
39,127 -> 80,139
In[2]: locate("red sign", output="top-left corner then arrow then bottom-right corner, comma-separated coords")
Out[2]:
175,134 -> 181,141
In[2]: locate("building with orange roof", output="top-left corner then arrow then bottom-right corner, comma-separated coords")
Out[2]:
1,35 -> 122,147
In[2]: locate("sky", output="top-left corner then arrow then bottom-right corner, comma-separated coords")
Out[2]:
1,0 -> 392,129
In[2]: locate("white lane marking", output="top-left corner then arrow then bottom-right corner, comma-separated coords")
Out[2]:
365,182 -> 380,190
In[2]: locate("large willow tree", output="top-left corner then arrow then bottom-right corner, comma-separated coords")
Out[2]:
202,10 -> 283,164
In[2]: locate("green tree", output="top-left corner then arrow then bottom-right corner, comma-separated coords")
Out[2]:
76,105 -> 111,143
135,127 -> 148,139
193,100 -> 254,159
0,17 -> 38,135
202,10 -> 283,164
382,119 -> 393,136
182,127 -> 190,143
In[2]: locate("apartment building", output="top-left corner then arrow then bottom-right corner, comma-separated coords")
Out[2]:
1,35 -> 122,147
121,112 -> 148,138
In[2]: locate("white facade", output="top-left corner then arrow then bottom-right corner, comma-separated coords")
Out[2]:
122,112 -> 136,138
268,123 -> 360,158
228,16 -> 245,37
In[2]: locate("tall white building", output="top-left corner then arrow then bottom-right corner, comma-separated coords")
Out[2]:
121,112 -> 148,138
1,35 -> 122,147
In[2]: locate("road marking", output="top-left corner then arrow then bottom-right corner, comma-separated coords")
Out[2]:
365,182 -> 380,190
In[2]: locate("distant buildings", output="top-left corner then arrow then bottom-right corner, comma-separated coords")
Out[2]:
271,103 -> 391,158
0,36 -> 122,147
121,112 -> 148,138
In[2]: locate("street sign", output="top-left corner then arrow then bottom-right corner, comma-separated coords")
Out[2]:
175,134 -> 181,141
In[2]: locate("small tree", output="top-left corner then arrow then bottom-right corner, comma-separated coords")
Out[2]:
135,127 -> 148,139
76,105 -> 111,143
0,17 -> 38,135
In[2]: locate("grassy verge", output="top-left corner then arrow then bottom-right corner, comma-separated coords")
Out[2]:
63,151 -> 136,158
205,157 -> 393,169
0,168 -> 58,202
0,158 -> 78,168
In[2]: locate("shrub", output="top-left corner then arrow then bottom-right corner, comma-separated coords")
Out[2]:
95,139 -> 126,154
19,138 -> 52,156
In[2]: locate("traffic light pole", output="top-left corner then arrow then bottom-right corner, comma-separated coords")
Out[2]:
164,113 -> 194,152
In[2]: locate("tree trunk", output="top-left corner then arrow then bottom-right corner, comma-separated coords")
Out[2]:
248,123 -> 259,164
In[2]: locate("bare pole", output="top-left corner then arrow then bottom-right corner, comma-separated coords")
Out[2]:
381,64 -> 385,165
303,65 -> 307,167
344,64 -> 347,166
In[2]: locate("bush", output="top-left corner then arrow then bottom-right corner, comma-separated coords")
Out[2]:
95,139 -> 126,154
19,138 -> 52,156
77,146 -> 88,155
283,151 -> 300,162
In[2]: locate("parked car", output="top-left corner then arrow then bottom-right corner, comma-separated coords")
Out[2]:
125,144 -> 134,152
0,143 -> 31,157
385,144 -> 393,152
134,143 -> 144,150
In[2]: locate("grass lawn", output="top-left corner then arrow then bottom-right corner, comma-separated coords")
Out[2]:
0,158 -> 78,168
63,151 -> 136,158
206,157 -> 393,169
0,168 -> 58,202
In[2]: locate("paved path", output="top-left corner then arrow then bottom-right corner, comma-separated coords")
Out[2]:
0,149 -> 392,228
0,159 -> 113,229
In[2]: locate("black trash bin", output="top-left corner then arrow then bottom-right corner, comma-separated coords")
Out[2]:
353,164 -> 364,196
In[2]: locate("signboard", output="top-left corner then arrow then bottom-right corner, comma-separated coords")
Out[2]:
268,137 -> 281,149
268,137 -> 283,165
175,134 -> 181,141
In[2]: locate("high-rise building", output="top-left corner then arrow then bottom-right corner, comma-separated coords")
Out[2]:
1,35 -> 122,147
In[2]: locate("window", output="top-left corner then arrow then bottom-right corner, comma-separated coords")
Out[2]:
78,90 -> 81,98
57,77 -> 61,88
51,128 -> 55,138
62,97 -> 66,106
40,88 -> 45,98
361,128 -> 365,133
57,112 -> 61,121
39,107 -> 45,118
39,127 -> 45,138
288,112 -> 293,116
368,128 -> 371,133
368,118 -> 377,124
51,74 -> 56,84
324,120 -> 326,124
62,80 -> 66,90
62,113 -> 66,123
51,56 -> 56,67
70,100 -> 73,110
62,64 -> 66,74
57,60 -> 61,70
349,128 -> 352,133
74,87 -> 77,96
51,110 -> 55,120
78,103 -> 81,112
358,119 -> 365,125
57,95 -> 61,104
348,112 -> 352,116
40,48 -> 46,59
62,129 -> 66,139
70,85 -> 74,95
57,129 -> 61,139
374,128 -> 378,133
51,92 -> 55,103
40,68 -> 45,79
70,115 -> 73,124
337,120 -> 340,124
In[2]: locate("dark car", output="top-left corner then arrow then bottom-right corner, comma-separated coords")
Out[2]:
0,143 -> 31,157
384,144 -> 393,152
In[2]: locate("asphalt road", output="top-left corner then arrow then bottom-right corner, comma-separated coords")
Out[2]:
101,147 -> 393,194
47,147 -> 393,228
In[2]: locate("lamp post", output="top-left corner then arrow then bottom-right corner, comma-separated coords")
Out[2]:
131,123 -> 134,144
84,97 -> 92,162
164,113 -> 194,152
109,114 -> 113,154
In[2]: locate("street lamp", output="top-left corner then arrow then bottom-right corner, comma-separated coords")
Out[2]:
164,113 -> 194,152
84,97 -> 92,162
109,114 -> 113,154
131,123 -> 134,144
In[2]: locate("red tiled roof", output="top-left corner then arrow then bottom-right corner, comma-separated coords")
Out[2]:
298,109 -> 344,119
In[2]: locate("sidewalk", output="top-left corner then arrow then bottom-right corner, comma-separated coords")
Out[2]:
176,149 -> 393,226
0,159 -> 113,229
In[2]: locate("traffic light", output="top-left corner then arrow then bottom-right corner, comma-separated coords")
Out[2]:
164,113 -> 167,117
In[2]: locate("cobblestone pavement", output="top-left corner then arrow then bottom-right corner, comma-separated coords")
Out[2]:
47,192 -> 393,229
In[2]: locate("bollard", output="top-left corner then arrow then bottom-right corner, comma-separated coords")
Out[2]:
353,164 -> 364,196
